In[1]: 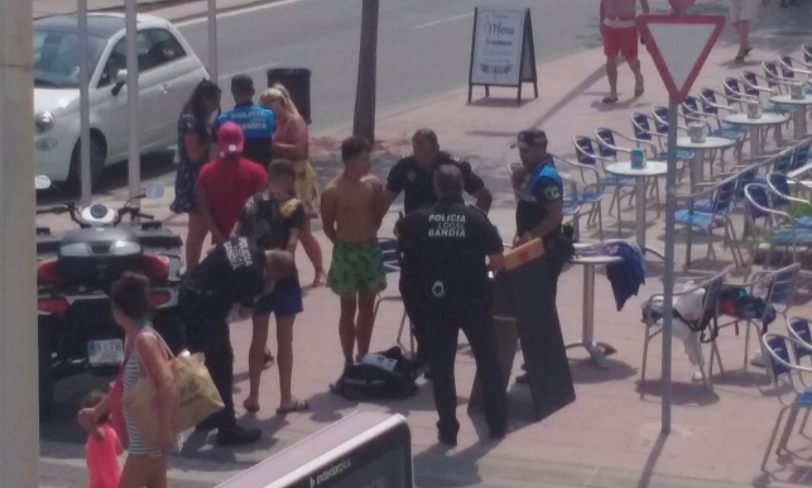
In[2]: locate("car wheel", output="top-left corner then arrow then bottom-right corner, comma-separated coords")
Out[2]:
64,134 -> 106,195
38,320 -> 55,421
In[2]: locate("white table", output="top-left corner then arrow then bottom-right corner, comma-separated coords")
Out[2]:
605,161 -> 668,255
770,94 -> 812,140
566,252 -> 623,369
676,136 -> 737,188
724,112 -> 791,157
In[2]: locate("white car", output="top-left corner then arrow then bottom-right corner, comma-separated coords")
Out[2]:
34,13 -> 209,192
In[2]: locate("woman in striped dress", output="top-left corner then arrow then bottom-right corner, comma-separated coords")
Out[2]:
78,273 -> 180,488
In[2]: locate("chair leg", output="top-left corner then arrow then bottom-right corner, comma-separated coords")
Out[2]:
615,188 -> 623,235
762,407 -> 789,471
744,320 -> 753,372
641,326 -> 651,385
597,201 -> 604,241
801,408 -> 811,435
778,405 -> 802,454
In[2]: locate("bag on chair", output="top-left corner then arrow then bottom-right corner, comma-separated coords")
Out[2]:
336,347 -> 418,401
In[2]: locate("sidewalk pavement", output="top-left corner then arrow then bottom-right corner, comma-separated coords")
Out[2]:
33,0 -> 279,21
37,37 -> 812,487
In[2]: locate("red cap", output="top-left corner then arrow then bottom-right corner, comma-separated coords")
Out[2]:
217,121 -> 244,157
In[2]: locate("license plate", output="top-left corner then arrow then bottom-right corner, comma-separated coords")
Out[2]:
87,339 -> 124,366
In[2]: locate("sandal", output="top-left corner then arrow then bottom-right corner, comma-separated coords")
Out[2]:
277,399 -> 309,415
634,82 -> 644,97
601,95 -> 619,104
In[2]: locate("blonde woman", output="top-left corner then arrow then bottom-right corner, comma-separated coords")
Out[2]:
261,85 -> 326,287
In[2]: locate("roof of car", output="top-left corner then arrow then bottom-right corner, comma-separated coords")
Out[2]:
34,13 -> 169,38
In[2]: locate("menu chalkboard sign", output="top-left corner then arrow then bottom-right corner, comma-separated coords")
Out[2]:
468,7 -> 538,104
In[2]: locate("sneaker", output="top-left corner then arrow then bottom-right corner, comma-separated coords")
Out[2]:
216,423 -> 262,446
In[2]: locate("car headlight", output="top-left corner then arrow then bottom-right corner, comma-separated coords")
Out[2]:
35,112 -> 55,134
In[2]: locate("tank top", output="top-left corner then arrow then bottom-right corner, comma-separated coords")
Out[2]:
86,424 -> 121,488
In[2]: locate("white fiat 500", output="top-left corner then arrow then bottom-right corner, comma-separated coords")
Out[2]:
34,13 -> 209,192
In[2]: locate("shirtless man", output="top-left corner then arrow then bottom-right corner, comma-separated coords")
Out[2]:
321,136 -> 388,372
600,0 -> 649,104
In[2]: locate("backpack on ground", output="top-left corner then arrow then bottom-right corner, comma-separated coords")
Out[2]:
335,347 -> 418,401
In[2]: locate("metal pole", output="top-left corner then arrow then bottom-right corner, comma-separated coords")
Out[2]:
661,99 -> 679,434
126,0 -> 140,200
0,0 -> 39,484
208,0 -> 218,81
78,0 -> 92,204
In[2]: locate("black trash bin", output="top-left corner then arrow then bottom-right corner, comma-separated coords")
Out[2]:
267,68 -> 312,124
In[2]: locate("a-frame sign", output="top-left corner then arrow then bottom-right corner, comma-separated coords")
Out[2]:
468,7 -> 538,105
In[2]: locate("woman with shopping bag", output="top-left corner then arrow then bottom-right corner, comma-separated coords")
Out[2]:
78,273 -> 180,488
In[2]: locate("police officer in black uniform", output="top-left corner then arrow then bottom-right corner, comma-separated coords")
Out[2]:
511,129 -> 571,384
180,237 -> 295,445
384,128 -> 493,369
396,165 -> 507,446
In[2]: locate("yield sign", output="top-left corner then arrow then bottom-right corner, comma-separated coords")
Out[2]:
636,14 -> 725,102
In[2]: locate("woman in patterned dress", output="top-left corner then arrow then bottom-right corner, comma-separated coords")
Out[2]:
171,79 -> 222,270
78,273 -> 180,488
260,84 -> 326,287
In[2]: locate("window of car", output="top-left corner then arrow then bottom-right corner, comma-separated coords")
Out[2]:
98,31 -> 150,87
98,28 -> 186,87
34,30 -> 107,88
145,29 -> 186,65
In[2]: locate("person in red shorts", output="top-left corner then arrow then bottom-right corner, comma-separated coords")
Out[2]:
196,121 -> 269,245
600,0 -> 649,104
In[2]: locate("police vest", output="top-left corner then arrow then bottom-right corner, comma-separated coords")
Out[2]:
520,159 -> 562,203
217,105 -> 275,139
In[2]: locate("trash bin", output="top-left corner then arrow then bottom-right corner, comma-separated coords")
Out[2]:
267,68 -> 312,124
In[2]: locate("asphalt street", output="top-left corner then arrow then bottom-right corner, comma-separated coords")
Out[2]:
175,0 -> 661,134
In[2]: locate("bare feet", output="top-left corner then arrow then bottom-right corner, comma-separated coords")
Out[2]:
243,397 -> 260,413
312,270 -> 327,287
634,77 -> 644,97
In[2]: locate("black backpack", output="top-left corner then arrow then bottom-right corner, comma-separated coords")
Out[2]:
335,347 -> 418,401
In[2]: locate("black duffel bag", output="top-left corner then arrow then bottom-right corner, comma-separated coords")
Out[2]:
335,347 -> 418,401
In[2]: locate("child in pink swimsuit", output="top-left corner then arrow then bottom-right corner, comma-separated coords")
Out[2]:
82,391 -> 123,488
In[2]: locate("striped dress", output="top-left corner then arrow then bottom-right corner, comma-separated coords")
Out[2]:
123,328 -> 181,456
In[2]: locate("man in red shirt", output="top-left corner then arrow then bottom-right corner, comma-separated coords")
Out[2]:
196,121 -> 268,252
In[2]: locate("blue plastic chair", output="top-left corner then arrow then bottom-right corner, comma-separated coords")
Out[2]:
760,332 -> 812,471
631,113 -> 691,179
674,178 -> 743,267
744,184 -> 812,266
792,139 -> 811,171
551,155 -> 605,240
572,136 -> 634,233
594,127 -> 662,216
787,316 -> 812,368
742,70 -> 796,115
641,271 -> 727,391
766,172 -> 812,227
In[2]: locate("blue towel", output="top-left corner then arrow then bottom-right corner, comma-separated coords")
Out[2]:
604,242 -> 646,311
576,240 -> 646,311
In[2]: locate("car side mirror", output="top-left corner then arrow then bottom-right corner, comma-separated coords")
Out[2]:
111,69 -> 127,96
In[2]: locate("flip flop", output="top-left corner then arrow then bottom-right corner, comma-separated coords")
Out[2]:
277,399 -> 309,415
601,96 -> 619,104
634,83 -> 644,97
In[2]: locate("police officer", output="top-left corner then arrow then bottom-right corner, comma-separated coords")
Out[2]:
383,128 -> 493,370
511,129 -> 571,384
213,74 -> 275,169
395,165 -> 507,446
180,237 -> 295,445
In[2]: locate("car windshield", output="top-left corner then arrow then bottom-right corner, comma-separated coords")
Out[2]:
34,29 -> 107,88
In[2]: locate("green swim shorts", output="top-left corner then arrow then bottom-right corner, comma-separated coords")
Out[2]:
328,241 -> 387,296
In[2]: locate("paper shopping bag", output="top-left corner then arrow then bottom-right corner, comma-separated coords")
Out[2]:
122,353 -> 224,446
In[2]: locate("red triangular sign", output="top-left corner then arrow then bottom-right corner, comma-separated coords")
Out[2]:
636,14 -> 726,103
